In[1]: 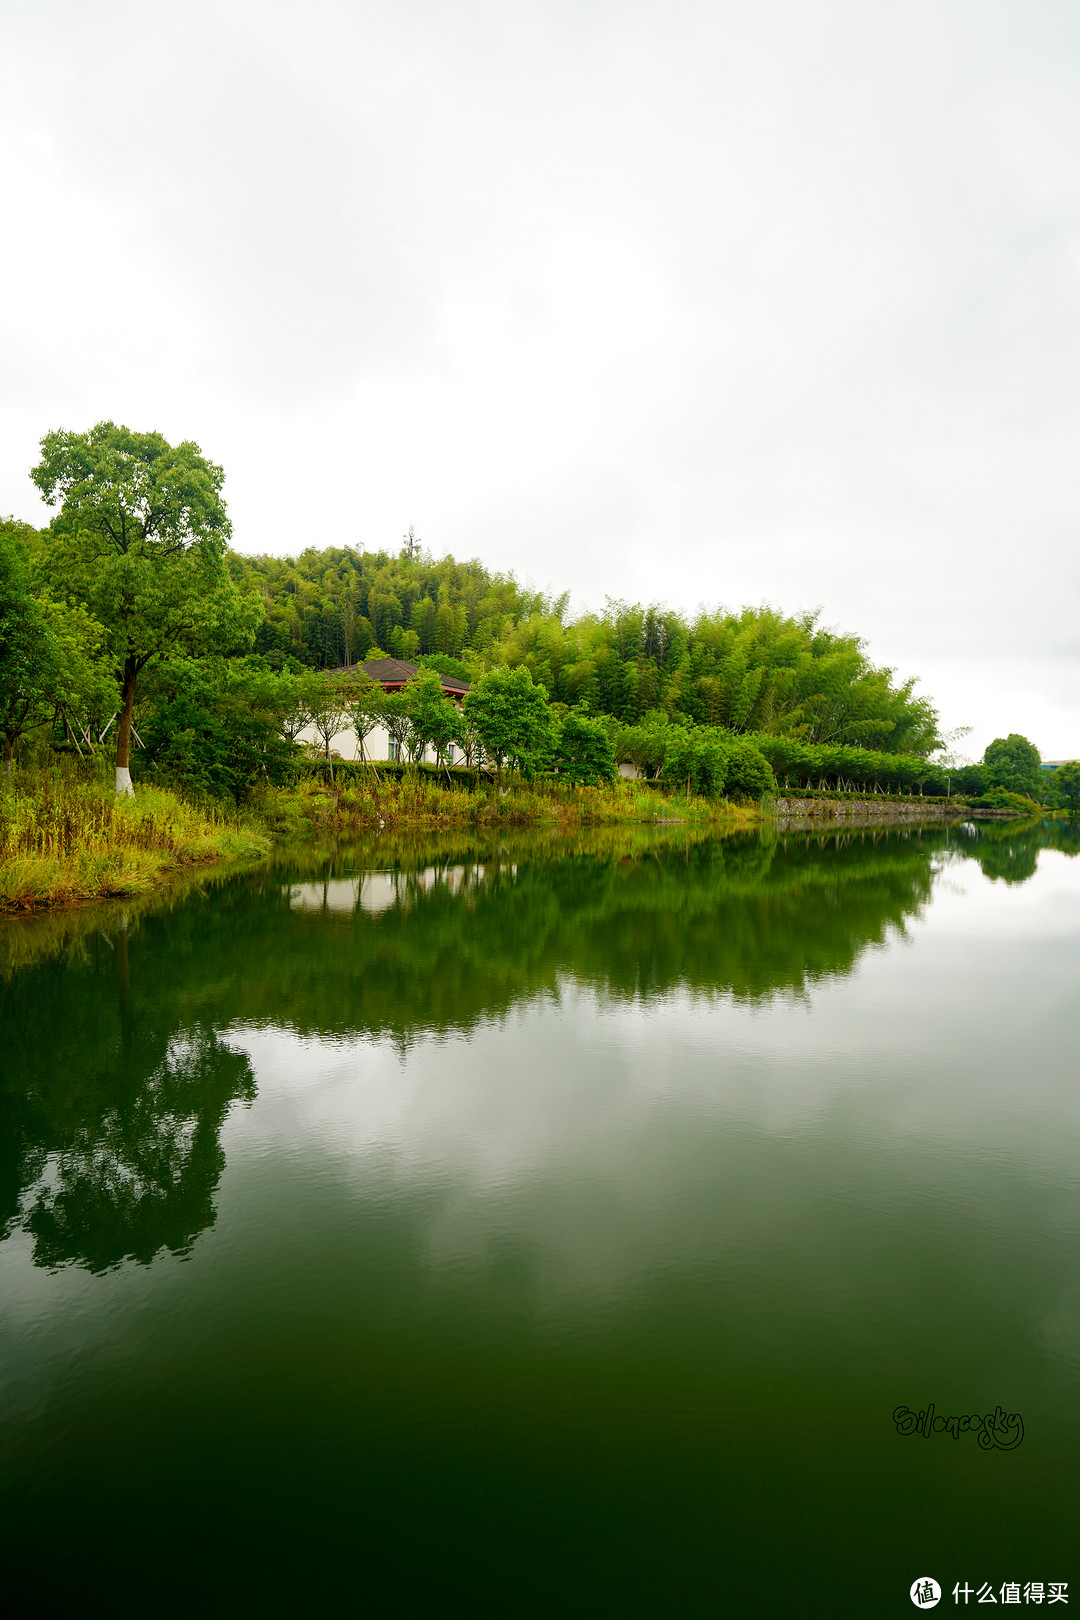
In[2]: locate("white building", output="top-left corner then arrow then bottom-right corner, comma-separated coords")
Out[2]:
295,656 -> 470,766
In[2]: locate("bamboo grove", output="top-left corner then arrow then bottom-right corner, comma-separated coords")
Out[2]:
235,542 -> 939,755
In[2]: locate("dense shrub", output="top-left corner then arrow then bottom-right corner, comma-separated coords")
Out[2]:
138,664 -> 298,804
554,709 -> 616,786
966,787 -> 1042,813
722,737 -> 776,799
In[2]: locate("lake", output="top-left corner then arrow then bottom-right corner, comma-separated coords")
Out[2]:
1,820 -> 1077,1615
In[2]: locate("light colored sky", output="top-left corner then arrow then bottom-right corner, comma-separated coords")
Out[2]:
2,0 -> 1078,757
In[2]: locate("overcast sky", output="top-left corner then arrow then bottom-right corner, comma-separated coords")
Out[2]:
2,0 -> 1078,756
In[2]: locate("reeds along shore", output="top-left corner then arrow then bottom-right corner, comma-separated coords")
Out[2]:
0,763 -> 271,909
0,761 -> 756,911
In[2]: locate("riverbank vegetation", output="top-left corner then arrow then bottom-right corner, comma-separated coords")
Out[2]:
0,759 -> 270,909
1,421 -> 1072,908
0,756 -> 755,909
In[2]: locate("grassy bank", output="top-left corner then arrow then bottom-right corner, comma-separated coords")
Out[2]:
0,762 -> 271,909
0,761 -> 757,911
254,771 -> 757,838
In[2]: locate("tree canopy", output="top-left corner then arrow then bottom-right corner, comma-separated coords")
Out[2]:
1049,761 -> 1080,816
230,543 -> 940,755
982,734 -> 1043,802
554,707 -> 616,786
8,428 -> 1036,805
463,666 -> 555,783
31,423 -> 260,793
0,521 -> 115,774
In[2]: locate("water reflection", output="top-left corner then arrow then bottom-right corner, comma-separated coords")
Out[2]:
958,815 -> 1080,883
288,862 -> 500,916
1,917 -> 255,1273
23,1028 -> 253,1273
1,819 -> 1075,1274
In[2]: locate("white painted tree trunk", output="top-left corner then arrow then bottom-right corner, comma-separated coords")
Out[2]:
115,765 -> 134,797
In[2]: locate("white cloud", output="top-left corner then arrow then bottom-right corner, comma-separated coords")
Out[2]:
1,0 -> 1078,752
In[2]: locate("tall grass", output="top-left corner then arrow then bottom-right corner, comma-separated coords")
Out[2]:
1,759 -> 754,911
0,759 -> 270,909
253,771 -> 756,837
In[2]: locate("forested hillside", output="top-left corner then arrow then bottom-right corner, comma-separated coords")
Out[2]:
234,540 -> 939,753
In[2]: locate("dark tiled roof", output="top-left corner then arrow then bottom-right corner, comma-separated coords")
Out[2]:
328,658 -> 470,695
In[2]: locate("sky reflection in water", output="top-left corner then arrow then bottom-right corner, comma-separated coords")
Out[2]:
0,820 -> 1077,1614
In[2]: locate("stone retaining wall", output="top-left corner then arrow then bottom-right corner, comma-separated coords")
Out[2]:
773,798 -> 998,825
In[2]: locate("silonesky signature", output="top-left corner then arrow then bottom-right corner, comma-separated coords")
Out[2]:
893,1404 -> 1024,1449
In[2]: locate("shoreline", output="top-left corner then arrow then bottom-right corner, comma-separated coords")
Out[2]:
1,773 -> 755,914
3,771 -> 1046,916
773,797 -> 1023,826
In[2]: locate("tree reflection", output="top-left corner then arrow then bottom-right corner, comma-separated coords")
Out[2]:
956,817 -> 1078,884
1,917 -> 254,1273
2,815 -> 1074,1273
24,1027 -> 253,1273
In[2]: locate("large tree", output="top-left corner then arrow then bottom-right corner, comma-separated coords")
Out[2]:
31,423 -> 260,794
983,734 -> 1043,802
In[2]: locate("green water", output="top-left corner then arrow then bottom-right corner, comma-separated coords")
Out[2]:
1,821 -> 1077,1615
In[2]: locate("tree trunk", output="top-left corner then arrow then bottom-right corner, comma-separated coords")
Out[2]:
3,733 -> 13,778
115,656 -> 138,796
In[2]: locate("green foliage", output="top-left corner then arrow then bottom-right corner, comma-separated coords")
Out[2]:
966,787 -> 1043,814
31,423 -> 232,553
662,728 -> 728,799
615,718 -> 774,801
1,526 -> 55,771
380,690 -> 413,763
0,521 -> 116,772
415,653 -> 471,682
982,734 -> 1044,802
0,757 -> 269,908
25,435 -> 1065,820
31,423 -> 261,786
138,660 -> 298,803
339,671 -> 385,765
239,543 -> 532,670
488,600 -> 940,751
451,706 -> 485,770
1049,760 -> 1080,816
722,736 -> 776,800
277,666 -> 326,744
612,711 -> 674,778
744,733 -> 953,796
232,546 -> 939,754
953,764 -> 987,797
303,673 -> 351,777
403,670 -> 458,766
463,665 -> 556,782
555,707 -> 616,786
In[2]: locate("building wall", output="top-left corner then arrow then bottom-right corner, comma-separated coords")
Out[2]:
294,723 -> 458,766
